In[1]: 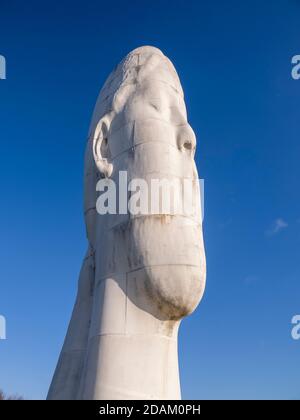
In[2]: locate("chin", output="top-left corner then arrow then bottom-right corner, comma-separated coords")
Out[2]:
130,215 -> 206,320
144,262 -> 206,320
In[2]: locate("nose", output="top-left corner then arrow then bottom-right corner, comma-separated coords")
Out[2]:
177,125 -> 196,154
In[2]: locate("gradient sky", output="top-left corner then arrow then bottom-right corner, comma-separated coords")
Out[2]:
0,0 -> 299,400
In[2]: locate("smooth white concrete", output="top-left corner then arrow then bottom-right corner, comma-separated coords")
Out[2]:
47,46 -> 206,400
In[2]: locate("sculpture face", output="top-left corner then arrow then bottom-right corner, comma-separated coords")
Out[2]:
48,47 -> 206,401
90,47 -> 206,320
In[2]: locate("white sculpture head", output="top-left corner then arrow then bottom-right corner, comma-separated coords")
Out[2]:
84,46 -> 206,321
47,46 -> 207,400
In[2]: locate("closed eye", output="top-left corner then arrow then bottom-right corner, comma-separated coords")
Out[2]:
149,102 -> 160,111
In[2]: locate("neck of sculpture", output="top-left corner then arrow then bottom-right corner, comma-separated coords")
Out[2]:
79,275 -> 182,400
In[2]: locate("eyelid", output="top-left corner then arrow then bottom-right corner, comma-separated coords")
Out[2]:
150,103 -> 160,111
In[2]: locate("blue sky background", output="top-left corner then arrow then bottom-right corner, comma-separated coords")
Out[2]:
0,0 -> 299,399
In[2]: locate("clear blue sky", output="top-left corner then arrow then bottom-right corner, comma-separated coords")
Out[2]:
0,0 -> 299,400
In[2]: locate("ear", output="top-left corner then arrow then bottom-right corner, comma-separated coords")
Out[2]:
93,117 -> 113,178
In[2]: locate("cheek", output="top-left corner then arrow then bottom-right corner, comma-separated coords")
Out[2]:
128,142 -> 196,183
108,121 -> 134,159
133,118 -> 177,150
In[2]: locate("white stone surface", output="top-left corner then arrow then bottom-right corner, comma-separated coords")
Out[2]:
47,46 -> 206,400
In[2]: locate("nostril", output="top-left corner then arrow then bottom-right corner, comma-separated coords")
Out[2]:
177,125 -> 196,153
178,138 -> 195,153
183,140 -> 192,151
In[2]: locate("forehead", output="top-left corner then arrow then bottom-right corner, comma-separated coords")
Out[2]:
109,80 -> 187,134
108,49 -> 183,97
89,51 -> 185,136
134,80 -> 185,109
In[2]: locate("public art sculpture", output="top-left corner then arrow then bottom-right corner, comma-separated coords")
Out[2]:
48,46 -> 206,400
